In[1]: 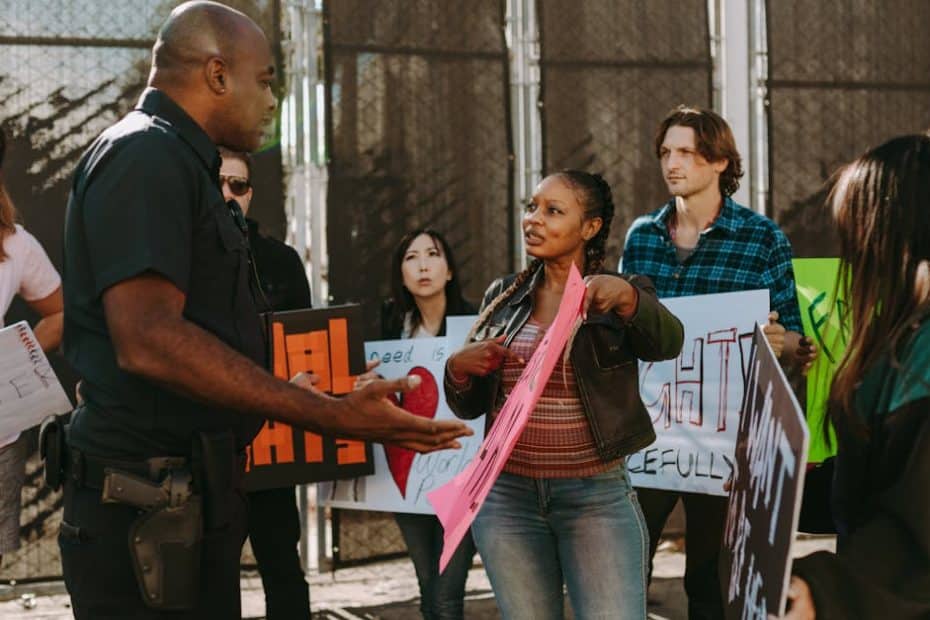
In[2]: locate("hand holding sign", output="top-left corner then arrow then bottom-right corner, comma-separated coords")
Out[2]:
763,311 -> 787,358
447,335 -> 522,380
781,577 -> 816,620
794,337 -> 818,376
582,274 -> 638,319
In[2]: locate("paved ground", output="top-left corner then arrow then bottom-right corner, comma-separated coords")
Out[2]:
0,536 -> 834,619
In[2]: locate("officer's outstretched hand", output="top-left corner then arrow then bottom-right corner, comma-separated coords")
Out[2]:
339,374 -> 473,453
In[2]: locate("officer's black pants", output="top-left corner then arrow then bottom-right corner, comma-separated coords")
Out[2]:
247,485 -> 311,619
59,479 -> 247,619
638,487 -> 728,620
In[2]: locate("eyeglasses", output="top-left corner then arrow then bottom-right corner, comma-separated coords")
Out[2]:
220,174 -> 251,197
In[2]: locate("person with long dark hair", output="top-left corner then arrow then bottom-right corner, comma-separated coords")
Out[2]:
784,134 -> 930,619
381,229 -> 474,340
358,229 -> 477,619
444,171 -> 684,619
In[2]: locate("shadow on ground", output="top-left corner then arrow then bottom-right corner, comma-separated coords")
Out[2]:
309,577 -> 686,620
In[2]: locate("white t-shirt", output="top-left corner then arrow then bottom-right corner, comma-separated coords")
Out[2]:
0,224 -> 62,448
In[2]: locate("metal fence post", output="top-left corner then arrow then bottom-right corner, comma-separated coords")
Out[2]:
748,0 -> 770,217
506,0 -> 542,271
280,0 -> 331,574
717,0 -> 755,211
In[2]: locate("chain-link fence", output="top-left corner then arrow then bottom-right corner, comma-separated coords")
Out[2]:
538,0 -> 712,269
323,0 -> 513,339
0,0 -> 281,582
322,0 -> 512,566
766,0 -> 930,257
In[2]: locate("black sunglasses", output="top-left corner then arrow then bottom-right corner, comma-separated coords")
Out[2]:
220,174 -> 251,197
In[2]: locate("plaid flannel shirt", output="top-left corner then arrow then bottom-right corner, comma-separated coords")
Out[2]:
620,197 -> 803,334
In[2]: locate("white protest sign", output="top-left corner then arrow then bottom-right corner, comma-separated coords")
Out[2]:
628,290 -> 769,495
0,321 -> 72,438
322,334 -> 485,514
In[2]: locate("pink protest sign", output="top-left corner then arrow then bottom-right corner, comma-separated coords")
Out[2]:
427,264 -> 586,571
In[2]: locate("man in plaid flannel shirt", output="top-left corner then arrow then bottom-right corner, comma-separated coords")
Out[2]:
620,106 -> 816,620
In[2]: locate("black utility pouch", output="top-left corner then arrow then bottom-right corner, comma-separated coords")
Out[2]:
128,492 -> 204,610
192,430 -> 237,531
38,414 -> 68,490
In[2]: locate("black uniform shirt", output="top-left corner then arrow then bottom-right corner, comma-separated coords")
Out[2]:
63,88 -> 265,458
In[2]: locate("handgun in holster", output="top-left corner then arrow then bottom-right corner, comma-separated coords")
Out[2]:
102,465 -> 203,610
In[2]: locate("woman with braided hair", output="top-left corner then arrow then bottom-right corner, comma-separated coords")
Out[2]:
444,170 -> 683,619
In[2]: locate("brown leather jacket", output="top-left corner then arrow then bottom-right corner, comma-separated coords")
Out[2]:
444,265 -> 684,461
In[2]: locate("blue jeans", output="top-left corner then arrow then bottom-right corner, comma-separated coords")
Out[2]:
395,512 -> 476,620
472,464 -> 648,620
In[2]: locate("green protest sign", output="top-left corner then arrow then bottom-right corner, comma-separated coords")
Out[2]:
793,258 -> 847,462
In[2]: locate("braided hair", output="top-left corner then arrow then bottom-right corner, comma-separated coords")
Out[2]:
556,169 -> 615,276
465,260 -> 541,343
466,170 -> 615,342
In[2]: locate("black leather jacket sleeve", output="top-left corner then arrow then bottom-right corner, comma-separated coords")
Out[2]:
621,273 -> 684,361
442,278 -> 506,420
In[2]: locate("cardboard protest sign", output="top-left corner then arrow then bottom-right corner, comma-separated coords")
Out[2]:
629,290 -> 769,496
243,305 -> 373,492
721,324 -> 809,620
428,265 -> 586,572
0,321 -> 72,439
793,258 -> 845,462
322,332 -> 485,514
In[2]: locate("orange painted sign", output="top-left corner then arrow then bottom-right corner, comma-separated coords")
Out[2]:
243,305 -> 373,491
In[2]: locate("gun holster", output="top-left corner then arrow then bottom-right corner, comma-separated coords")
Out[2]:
129,492 -> 203,610
102,467 -> 203,610
39,414 -> 68,490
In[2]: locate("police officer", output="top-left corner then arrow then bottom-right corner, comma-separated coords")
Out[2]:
218,146 -> 312,619
59,3 -> 470,618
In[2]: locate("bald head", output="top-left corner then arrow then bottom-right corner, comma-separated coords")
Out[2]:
146,1 -> 277,152
150,1 -> 263,83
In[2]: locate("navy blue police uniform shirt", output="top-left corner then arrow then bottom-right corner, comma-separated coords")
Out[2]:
63,88 -> 266,459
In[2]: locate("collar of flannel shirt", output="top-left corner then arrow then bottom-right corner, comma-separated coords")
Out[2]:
649,195 -> 742,238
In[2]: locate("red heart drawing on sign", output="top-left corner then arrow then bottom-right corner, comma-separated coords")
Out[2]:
384,366 -> 439,498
